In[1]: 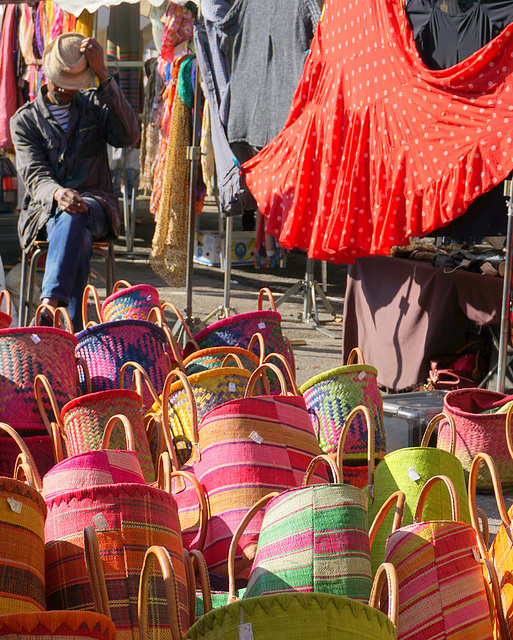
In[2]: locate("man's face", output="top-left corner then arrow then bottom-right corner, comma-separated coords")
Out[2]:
46,79 -> 78,106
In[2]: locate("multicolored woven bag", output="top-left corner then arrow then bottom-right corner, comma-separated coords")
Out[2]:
438,388 -> 513,490
82,281 -> 162,326
299,347 -> 385,460
368,412 -> 471,576
192,288 -> 295,391
75,320 -> 170,410
384,475 -> 493,640
183,346 -> 261,376
242,480 -> 373,603
45,482 -> 189,639
0,611 -> 116,640
0,423 -> 47,614
176,363 -> 327,582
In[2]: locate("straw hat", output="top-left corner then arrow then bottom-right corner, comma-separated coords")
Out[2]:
43,32 -> 94,90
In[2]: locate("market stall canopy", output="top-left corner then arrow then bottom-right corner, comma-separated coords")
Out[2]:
52,0 -> 166,18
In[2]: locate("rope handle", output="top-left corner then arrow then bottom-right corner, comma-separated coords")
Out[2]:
248,332 -> 266,364
101,414 -> 137,453
161,302 -> 198,345
245,362 -> 287,397
369,563 -> 399,628
138,546 -> 183,640
161,369 -> 200,463
420,412 -> 456,455
346,347 -> 365,365
34,373 -> 66,439
468,452 -> 511,560
83,525 -> 111,619
368,491 -> 406,551
413,475 -> 459,523
81,283 -> 103,328
257,287 -> 277,311
147,307 -> 186,371
302,454 -> 341,485
119,361 -> 160,406
112,279 -> 131,293
335,405 -> 375,500
187,550 -> 213,621
0,289 -> 12,317
262,352 -> 298,395
228,492 -> 280,601
0,422 -> 42,491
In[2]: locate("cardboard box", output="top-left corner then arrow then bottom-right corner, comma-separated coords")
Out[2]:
381,390 -> 447,452
194,231 -> 255,267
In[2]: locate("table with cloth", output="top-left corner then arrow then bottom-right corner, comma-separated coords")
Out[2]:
342,255 -> 504,391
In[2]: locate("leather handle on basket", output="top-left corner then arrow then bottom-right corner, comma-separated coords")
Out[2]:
83,525 -> 111,619
138,546 -> 183,640
368,491 -> 406,551
113,279 -> 131,293
468,452 -> 511,560
480,556 -> 512,640
0,289 -> 12,317
161,369 -> 200,462
169,469 -> 209,552
82,283 -> 102,329
187,549 -> 213,620
35,303 -> 74,333
101,414 -> 137,453
302,454 -> 341,485
34,373 -> 66,437
257,287 -> 277,311
335,405 -> 375,500
420,412 -> 456,456
346,347 -> 365,365
119,361 -> 160,406
248,332 -> 266,364
161,302 -> 198,345
262,352 -> 298,394
221,353 -> 244,369
505,403 -> 513,461
413,475 -> 459,523
0,422 -> 43,491
244,362 -> 286,397
76,356 -> 92,395
147,307 -> 186,371
369,562 -> 399,628
227,492 -> 280,602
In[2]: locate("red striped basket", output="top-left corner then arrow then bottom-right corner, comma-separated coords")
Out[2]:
0,611 -> 116,640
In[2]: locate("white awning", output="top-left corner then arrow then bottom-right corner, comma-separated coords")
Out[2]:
52,0 -> 165,18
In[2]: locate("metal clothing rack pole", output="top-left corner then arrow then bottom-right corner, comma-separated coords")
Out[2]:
497,177 -> 513,392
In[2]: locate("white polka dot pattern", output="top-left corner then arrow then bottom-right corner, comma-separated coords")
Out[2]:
242,0 -> 513,263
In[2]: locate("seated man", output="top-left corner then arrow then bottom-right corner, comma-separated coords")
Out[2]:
10,32 -> 140,330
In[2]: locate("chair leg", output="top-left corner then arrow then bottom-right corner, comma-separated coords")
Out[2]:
19,250 -> 29,327
107,242 -> 115,295
27,247 -> 44,325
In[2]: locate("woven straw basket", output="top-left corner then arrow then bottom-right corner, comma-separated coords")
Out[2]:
0,611 -> 116,640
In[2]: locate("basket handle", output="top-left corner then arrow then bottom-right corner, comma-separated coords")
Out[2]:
421,412 -> 456,455
82,283 -> 102,328
262,352 -> 298,395
35,303 -> 74,333
113,279 -> 131,293
138,546 -> 183,640
101,414 -> 137,453
34,373 -> 66,437
13,453 -> 41,489
468,452 -> 511,560
161,302 -> 198,346
244,363 -> 286,397
0,422 -> 43,491
119,361 -> 160,406
368,491 -> 406,551
283,334 -> 297,378
83,525 -> 111,619
346,347 -> 365,365
257,287 -> 277,311
147,307 -> 186,371
248,332 -> 266,364
0,289 -> 12,317
161,369 -> 200,463
302,454 -> 341,485
227,492 -> 280,602
505,403 -> 513,461
369,563 -> 399,628
186,549 -> 212,621
413,474 -> 459,523
76,356 -> 92,394
335,405 -> 375,500
170,469 -> 209,552
480,556 -> 511,640
221,353 -> 245,369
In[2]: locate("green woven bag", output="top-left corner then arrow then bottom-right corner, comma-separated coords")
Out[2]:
367,412 -> 471,576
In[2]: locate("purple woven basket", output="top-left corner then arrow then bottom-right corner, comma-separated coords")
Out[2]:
75,320 -> 169,410
101,284 -> 161,323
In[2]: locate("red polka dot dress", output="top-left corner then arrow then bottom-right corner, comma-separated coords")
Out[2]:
242,0 -> 513,263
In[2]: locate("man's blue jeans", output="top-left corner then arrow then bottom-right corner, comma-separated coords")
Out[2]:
41,197 -> 109,331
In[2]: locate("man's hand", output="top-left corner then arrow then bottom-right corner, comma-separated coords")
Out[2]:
80,38 -> 109,83
54,187 -> 87,214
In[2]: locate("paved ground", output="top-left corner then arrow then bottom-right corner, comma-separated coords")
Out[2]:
91,195 -> 513,537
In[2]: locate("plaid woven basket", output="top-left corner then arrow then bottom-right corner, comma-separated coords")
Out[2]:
45,482 -> 189,639
60,388 -> 155,483
438,388 -> 513,490
75,320 -> 170,409
0,611 -> 116,640
102,282 -> 161,323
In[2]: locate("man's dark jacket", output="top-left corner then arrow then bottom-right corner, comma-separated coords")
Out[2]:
10,78 -> 140,250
